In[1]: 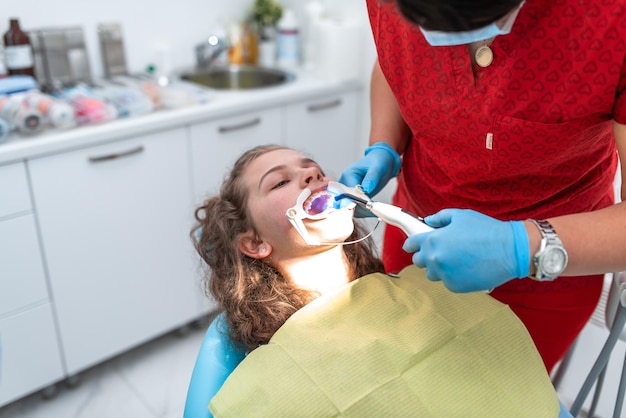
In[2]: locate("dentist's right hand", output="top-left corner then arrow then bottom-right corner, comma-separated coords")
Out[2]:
402,209 -> 531,293
338,142 -> 402,197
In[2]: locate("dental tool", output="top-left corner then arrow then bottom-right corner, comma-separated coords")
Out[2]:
327,181 -> 433,237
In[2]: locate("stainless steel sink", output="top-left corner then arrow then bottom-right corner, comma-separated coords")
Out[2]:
181,65 -> 295,90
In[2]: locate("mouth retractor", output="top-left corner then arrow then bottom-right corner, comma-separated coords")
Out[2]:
286,187 -> 355,246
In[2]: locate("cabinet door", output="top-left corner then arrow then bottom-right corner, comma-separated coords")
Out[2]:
0,162 -> 32,218
189,107 -> 283,203
284,91 -> 360,180
0,215 -> 49,317
28,128 -> 207,375
0,304 -> 64,407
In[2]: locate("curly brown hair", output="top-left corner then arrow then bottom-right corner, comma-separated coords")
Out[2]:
192,144 -> 385,351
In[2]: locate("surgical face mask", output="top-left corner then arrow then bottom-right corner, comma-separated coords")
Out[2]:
419,2 -> 524,46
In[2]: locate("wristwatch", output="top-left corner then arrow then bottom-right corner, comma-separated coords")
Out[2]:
528,219 -> 568,281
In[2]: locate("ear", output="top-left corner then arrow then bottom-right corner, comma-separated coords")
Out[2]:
237,231 -> 272,259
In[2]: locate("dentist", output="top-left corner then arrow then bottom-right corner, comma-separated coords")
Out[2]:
340,0 -> 626,373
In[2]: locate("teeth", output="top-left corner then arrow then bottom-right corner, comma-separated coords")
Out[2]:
304,190 -> 333,215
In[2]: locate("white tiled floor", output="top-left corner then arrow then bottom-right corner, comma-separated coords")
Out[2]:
0,316 -> 212,418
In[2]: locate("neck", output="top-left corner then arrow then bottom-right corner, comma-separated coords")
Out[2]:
279,245 -> 352,296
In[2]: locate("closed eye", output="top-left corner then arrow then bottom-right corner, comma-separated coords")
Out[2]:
271,179 -> 290,190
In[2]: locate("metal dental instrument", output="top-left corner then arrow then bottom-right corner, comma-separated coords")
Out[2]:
327,181 -> 433,237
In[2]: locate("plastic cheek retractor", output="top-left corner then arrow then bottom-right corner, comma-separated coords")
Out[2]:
286,188 -> 355,246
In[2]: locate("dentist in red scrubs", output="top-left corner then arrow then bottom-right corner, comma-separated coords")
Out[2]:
341,0 -> 626,373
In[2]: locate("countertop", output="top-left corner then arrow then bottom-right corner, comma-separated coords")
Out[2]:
0,70 -> 361,165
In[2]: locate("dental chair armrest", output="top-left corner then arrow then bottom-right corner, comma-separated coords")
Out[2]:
184,313 -> 246,418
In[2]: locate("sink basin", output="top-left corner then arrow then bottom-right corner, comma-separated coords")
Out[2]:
181,65 -> 295,90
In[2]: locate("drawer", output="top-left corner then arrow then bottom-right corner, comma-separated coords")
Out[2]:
0,215 -> 49,317
0,303 -> 65,407
284,92 -> 359,180
0,162 -> 32,218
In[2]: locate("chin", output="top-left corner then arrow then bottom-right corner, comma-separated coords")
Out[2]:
318,209 -> 355,242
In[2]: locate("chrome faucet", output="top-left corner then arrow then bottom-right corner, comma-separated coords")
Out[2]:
195,35 -> 230,68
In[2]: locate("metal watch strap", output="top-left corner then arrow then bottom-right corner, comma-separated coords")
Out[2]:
529,219 -> 559,241
528,219 -> 566,281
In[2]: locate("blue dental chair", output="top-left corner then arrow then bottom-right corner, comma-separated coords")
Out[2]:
183,313 -> 245,418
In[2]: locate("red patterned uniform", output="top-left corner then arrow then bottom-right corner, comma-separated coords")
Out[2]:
368,0 -> 626,372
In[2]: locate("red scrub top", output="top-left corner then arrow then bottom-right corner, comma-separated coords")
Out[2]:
367,0 -> 626,372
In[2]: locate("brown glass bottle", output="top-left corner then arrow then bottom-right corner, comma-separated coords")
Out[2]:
3,18 -> 35,77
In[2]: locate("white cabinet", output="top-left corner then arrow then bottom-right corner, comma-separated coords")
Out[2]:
284,91 -> 360,180
190,107 -> 283,203
0,305 -> 64,406
0,162 -> 31,218
0,162 -> 64,407
28,127 -> 207,375
0,216 -> 48,317
189,91 -> 360,205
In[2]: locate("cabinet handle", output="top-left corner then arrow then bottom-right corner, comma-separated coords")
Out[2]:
307,99 -> 342,112
88,145 -> 145,163
218,117 -> 261,133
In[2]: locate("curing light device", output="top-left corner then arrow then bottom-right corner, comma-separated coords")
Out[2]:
327,181 -> 433,237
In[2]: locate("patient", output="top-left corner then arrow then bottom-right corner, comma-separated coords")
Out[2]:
192,144 -> 384,351
188,144 -> 566,417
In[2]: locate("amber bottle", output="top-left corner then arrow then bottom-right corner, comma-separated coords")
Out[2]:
3,18 -> 35,77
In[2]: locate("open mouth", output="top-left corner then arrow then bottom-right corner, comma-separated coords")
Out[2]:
303,190 -> 334,216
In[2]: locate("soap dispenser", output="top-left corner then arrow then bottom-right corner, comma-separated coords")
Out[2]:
276,9 -> 300,68
304,0 -> 324,69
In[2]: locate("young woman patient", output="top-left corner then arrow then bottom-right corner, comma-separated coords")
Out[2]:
187,144 -> 564,418
192,144 -> 384,352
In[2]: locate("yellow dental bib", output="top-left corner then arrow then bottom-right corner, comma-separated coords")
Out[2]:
210,266 -> 559,417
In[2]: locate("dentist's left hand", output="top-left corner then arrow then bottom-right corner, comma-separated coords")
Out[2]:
402,209 -> 531,292
338,142 -> 401,197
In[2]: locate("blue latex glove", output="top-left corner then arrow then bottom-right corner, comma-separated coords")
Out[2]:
339,142 -> 402,197
402,209 -> 531,293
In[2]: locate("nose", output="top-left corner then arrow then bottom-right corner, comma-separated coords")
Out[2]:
301,166 -> 325,186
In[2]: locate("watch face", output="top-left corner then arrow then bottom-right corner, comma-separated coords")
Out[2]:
542,246 -> 568,275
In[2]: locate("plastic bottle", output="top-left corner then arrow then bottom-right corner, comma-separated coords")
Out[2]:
258,26 -> 277,67
304,0 -> 325,69
3,19 -> 35,77
228,23 -> 245,65
276,9 -> 300,68
243,21 -> 259,65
